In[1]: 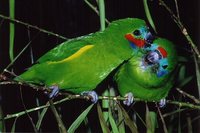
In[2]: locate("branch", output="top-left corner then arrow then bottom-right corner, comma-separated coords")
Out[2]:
174,0 -> 180,19
1,70 -> 200,121
3,97 -> 71,120
166,100 -> 200,110
0,14 -> 68,40
1,79 -> 200,110
49,100 -> 67,133
158,0 -> 200,58
176,88 -> 200,104
156,104 -> 168,133
84,0 -> 110,24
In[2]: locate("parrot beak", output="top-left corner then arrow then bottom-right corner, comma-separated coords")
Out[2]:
145,51 -> 161,65
125,31 -> 154,48
144,32 -> 154,44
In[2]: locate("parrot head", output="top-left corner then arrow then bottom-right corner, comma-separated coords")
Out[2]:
124,26 -> 154,49
107,18 -> 153,50
143,44 -> 169,77
142,39 -> 176,77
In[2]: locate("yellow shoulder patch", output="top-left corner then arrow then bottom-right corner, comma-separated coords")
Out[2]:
63,45 -> 94,61
48,45 -> 94,64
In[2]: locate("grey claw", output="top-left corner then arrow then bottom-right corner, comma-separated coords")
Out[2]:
48,85 -> 59,98
159,99 -> 166,108
81,91 -> 98,103
123,92 -> 134,106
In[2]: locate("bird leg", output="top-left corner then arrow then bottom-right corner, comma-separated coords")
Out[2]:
81,91 -> 98,103
123,92 -> 134,106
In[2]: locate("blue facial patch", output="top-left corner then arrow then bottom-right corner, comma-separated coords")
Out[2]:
145,43 -> 158,51
129,41 -> 138,50
157,69 -> 168,77
156,58 -> 169,77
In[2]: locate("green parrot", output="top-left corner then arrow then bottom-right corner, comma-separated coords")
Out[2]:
115,37 -> 177,106
15,18 -> 153,102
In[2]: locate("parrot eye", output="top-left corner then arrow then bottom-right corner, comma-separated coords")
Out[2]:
162,65 -> 168,69
144,43 -> 151,48
133,30 -> 141,36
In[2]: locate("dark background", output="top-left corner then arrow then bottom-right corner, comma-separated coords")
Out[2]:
0,0 -> 199,132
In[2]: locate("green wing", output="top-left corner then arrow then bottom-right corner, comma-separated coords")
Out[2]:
17,43 -> 130,93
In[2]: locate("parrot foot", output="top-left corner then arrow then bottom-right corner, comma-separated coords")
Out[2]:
159,98 -> 166,108
46,85 -> 59,99
123,92 -> 134,106
81,91 -> 98,103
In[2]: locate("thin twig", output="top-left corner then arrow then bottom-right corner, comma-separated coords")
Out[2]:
84,0 -> 110,24
156,104 -> 168,133
0,14 -> 68,40
194,55 -> 200,99
162,108 -> 187,118
3,97 -> 73,120
174,0 -> 180,19
19,86 -> 38,133
176,88 -> 200,104
1,32 -> 40,75
49,100 -> 67,133
158,0 -> 200,58
167,100 -> 200,110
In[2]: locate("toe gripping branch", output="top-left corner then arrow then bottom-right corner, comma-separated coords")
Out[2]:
44,86 -> 98,103
122,93 -> 166,108
81,91 -> 99,103
45,85 -> 59,99
123,92 -> 134,106
159,99 -> 166,108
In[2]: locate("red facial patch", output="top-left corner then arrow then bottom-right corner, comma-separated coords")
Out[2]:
125,34 -> 145,48
157,46 -> 167,58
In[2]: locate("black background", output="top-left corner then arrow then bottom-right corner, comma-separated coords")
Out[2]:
0,0 -> 199,132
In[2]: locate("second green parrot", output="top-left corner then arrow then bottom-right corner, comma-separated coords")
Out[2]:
115,37 -> 177,106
